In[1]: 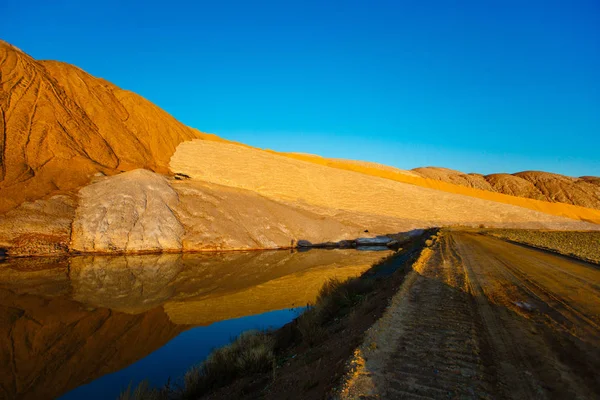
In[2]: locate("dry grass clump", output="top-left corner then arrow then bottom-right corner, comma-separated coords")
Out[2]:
118,331 -> 275,400
297,277 -> 375,346
182,330 -> 275,398
118,380 -> 169,400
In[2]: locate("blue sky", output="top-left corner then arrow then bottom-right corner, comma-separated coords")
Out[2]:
2,0 -> 599,176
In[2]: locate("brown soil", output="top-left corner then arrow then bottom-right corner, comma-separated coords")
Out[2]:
340,231 -> 600,399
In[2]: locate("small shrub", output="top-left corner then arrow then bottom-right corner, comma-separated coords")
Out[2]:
182,366 -> 201,398
181,330 -> 275,398
297,307 -> 326,346
118,380 -> 168,400
296,277 -> 375,346
316,278 -> 353,316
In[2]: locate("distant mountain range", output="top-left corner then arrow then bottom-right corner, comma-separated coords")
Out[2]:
412,167 -> 600,210
1,40 -> 598,256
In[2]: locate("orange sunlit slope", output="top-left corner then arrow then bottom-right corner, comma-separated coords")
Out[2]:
272,152 -> 600,225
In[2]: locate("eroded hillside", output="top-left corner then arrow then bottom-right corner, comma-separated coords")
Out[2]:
1,40 -> 599,256
0,41 -> 212,212
413,167 -> 600,210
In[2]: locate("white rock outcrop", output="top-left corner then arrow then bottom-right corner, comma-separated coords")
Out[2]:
71,169 -> 185,252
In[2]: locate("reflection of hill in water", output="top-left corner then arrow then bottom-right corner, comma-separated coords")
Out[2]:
0,249 -> 388,399
0,285 -> 182,400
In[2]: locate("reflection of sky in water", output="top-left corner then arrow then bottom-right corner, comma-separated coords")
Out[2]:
61,307 -> 303,400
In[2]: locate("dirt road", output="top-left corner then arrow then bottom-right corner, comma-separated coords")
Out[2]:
341,231 -> 600,399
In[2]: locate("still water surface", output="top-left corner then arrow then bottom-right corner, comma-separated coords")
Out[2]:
0,249 -> 389,400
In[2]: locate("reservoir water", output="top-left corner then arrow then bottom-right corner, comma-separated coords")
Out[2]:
0,249 -> 390,399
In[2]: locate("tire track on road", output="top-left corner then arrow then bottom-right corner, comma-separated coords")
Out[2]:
453,232 -> 600,399
340,231 -> 600,399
